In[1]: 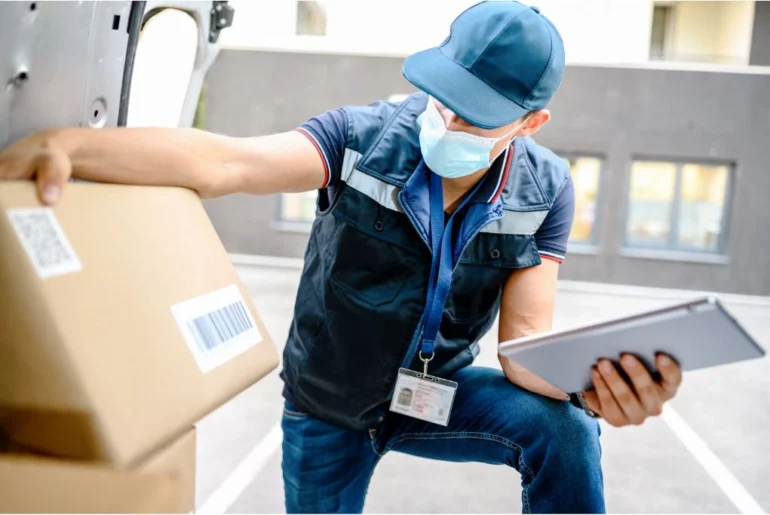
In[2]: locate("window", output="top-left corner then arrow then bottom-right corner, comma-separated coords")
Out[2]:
127,9 -> 199,127
279,191 -> 318,225
649,4 -> 673,60
561,156 -> 602,244
296,1 -> 326,36
648,1 -> 755,65
625,161 -> 731,253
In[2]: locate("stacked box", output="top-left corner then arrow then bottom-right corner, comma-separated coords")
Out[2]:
0,428 -> 197,513
0,182 -> 280,511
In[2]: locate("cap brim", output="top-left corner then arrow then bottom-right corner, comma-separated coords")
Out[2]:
403,47 -> 528,130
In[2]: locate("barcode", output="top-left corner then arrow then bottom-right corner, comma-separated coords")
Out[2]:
186,301 -> 253,352
8,208 -> 82,279
171,285 -> 262,373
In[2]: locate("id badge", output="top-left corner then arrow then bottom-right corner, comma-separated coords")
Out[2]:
389,368 -> 458,426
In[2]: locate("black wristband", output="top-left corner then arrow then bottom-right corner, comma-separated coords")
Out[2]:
569,392 -> 599,418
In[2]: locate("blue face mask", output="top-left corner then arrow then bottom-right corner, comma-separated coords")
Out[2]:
418,98 -> 526,179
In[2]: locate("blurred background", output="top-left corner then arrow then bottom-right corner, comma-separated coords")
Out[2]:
130,0 -> 770,297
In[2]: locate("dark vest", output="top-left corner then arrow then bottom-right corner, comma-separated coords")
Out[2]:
280,92 -> 570,430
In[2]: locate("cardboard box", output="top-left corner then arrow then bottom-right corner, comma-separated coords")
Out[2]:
139,427 -> 197,514
0,182 -> 279,466
0,428 -> 197,513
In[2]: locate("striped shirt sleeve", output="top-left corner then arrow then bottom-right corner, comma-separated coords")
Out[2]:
535,178 -> 575,264
294,108 -> 347,189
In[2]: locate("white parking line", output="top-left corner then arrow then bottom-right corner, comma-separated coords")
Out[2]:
662,405 -> 766,514
198,423 -> 284,515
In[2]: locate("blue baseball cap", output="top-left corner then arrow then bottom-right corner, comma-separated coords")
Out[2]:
402,1 -> 565,130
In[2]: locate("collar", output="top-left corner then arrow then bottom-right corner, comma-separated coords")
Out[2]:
406,142 -> 514,210
469,142 -> 515,204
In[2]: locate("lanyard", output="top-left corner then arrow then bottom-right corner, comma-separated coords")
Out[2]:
419,171 -> 484,373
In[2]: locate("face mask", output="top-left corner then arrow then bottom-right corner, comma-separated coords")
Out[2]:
418,98 -> 526,179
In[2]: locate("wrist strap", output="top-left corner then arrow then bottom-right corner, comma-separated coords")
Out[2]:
569,392 -> 599,418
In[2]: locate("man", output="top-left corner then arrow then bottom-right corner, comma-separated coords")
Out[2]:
0,1 -> 683,512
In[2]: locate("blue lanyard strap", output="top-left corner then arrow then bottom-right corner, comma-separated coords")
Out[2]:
420,171 -> 483,363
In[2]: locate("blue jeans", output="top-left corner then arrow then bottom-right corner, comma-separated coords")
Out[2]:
281,366 -> 605,513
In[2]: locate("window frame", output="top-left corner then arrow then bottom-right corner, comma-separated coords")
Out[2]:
649,2 -> 677,61
273,191 -> 318,233
556,151 -> 605,249
623,157 -> 734,256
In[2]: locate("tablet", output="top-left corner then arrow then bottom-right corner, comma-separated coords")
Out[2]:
497,296 -> 766,393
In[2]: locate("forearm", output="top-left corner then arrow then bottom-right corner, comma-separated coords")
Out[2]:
498,262 -> 568,400
2,119 -> 324,205
498,299 -> 567,399
499,311 -> 552,341
52,127 -> 244,197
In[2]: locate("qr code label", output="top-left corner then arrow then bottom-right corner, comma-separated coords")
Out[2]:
171,285 -> 263,373
7,208 -> 83,279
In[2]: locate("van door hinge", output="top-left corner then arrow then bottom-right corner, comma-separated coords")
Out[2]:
209,1 -> 234,43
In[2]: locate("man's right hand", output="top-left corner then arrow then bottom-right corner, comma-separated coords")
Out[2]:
0,130 -> 73,204
0,127 -> 328,204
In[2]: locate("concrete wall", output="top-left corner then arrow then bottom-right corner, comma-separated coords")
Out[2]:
750,0 -> 770,66
202,49 -> 770,295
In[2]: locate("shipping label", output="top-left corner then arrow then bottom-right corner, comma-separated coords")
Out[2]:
7,208 -> 83,279
171,285 -> 263,373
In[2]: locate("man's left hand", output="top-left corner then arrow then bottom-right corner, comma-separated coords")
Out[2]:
582,354 -> 682,427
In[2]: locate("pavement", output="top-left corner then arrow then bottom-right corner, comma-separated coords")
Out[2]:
194,263 -> 770,514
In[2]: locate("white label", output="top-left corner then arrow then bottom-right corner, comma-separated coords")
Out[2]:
389,368 -> 458,426
7,208 -> 83,279
171,285 -> 263,373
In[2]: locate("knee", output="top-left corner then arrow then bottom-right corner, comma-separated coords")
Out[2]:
498,395 -> 601,465
537,402 -> 602,466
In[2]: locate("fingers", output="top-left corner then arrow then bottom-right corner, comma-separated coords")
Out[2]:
1,132 -> 74,205
592,367 -> 628,426
34,149 -> 71,205
621,354 -> 663,416
0,136 -> 36,180
582,356 -> 683,428
0,152 -> 29,180
656,354 -> 682,399
597,359 -> 647,425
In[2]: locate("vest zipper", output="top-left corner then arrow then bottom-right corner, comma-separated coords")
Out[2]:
396,207 -> 502,372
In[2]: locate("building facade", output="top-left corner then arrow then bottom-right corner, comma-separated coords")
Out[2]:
129,1 -> 770,295
202,48 -> 770,296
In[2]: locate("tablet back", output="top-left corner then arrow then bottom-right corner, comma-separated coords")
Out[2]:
498,297 -> 765,393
